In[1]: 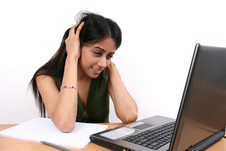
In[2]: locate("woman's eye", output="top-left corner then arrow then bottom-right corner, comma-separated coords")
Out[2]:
107,55 -> 113,59
94,52 -> 102,56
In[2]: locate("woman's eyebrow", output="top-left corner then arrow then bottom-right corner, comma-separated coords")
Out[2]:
95,46 -> 106,52
94,47 -> 115,54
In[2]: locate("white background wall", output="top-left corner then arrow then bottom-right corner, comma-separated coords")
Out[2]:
0,0 -> 226,124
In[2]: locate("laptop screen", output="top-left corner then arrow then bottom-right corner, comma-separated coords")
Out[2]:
170,44 -> 226,151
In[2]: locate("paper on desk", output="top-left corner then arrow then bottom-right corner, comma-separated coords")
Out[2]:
0,118 -> 108,149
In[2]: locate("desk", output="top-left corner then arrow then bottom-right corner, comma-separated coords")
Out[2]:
0,124 -> 225,151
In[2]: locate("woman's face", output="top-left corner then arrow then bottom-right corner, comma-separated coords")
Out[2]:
79,37 -> 116,78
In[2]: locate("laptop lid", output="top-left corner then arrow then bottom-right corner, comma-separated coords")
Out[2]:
169,43 -> 226,151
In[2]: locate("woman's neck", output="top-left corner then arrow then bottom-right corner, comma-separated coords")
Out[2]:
77,63 -> 90,81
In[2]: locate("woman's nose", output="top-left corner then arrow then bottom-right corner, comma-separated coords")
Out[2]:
97,57 -> 108,68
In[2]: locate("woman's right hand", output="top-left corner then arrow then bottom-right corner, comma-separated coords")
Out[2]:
65,22 -> 84,59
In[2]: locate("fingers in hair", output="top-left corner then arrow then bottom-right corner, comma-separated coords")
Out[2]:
75,22 -> 84,37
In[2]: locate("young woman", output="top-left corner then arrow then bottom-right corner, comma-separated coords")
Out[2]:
30,12 -> 138,132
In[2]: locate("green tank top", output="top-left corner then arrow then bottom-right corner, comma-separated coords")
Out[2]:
52,70 -> 110,123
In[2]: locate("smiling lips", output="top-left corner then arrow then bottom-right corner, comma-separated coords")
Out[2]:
91,66 -> 103,74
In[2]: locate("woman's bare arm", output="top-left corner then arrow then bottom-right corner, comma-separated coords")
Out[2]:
108,62 -> 138,123
36,23 -> 84,132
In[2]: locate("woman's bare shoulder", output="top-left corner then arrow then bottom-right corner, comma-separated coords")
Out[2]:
36,74 -> 55,85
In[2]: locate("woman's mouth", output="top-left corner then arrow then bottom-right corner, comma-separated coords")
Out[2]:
91,66 -> 103,74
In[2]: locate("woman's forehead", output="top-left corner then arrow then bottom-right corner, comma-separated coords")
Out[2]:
85,38 -> 116,52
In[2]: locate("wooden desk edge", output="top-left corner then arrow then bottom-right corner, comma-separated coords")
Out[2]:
0,124 -> 225,151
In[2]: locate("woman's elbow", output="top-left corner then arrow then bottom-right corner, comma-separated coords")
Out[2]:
121,112 -> 138,124
55,120 -> 75,133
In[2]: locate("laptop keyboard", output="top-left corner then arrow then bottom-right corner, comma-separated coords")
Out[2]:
123,122 -> 175,150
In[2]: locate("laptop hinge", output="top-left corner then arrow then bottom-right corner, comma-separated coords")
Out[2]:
187,128 -> 225,151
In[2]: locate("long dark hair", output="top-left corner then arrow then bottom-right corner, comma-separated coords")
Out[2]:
30,11 -> 122,117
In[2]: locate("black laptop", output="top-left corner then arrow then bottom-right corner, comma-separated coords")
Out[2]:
90,44 -> 226,151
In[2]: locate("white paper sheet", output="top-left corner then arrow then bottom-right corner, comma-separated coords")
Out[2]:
0,118 -> 108,149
